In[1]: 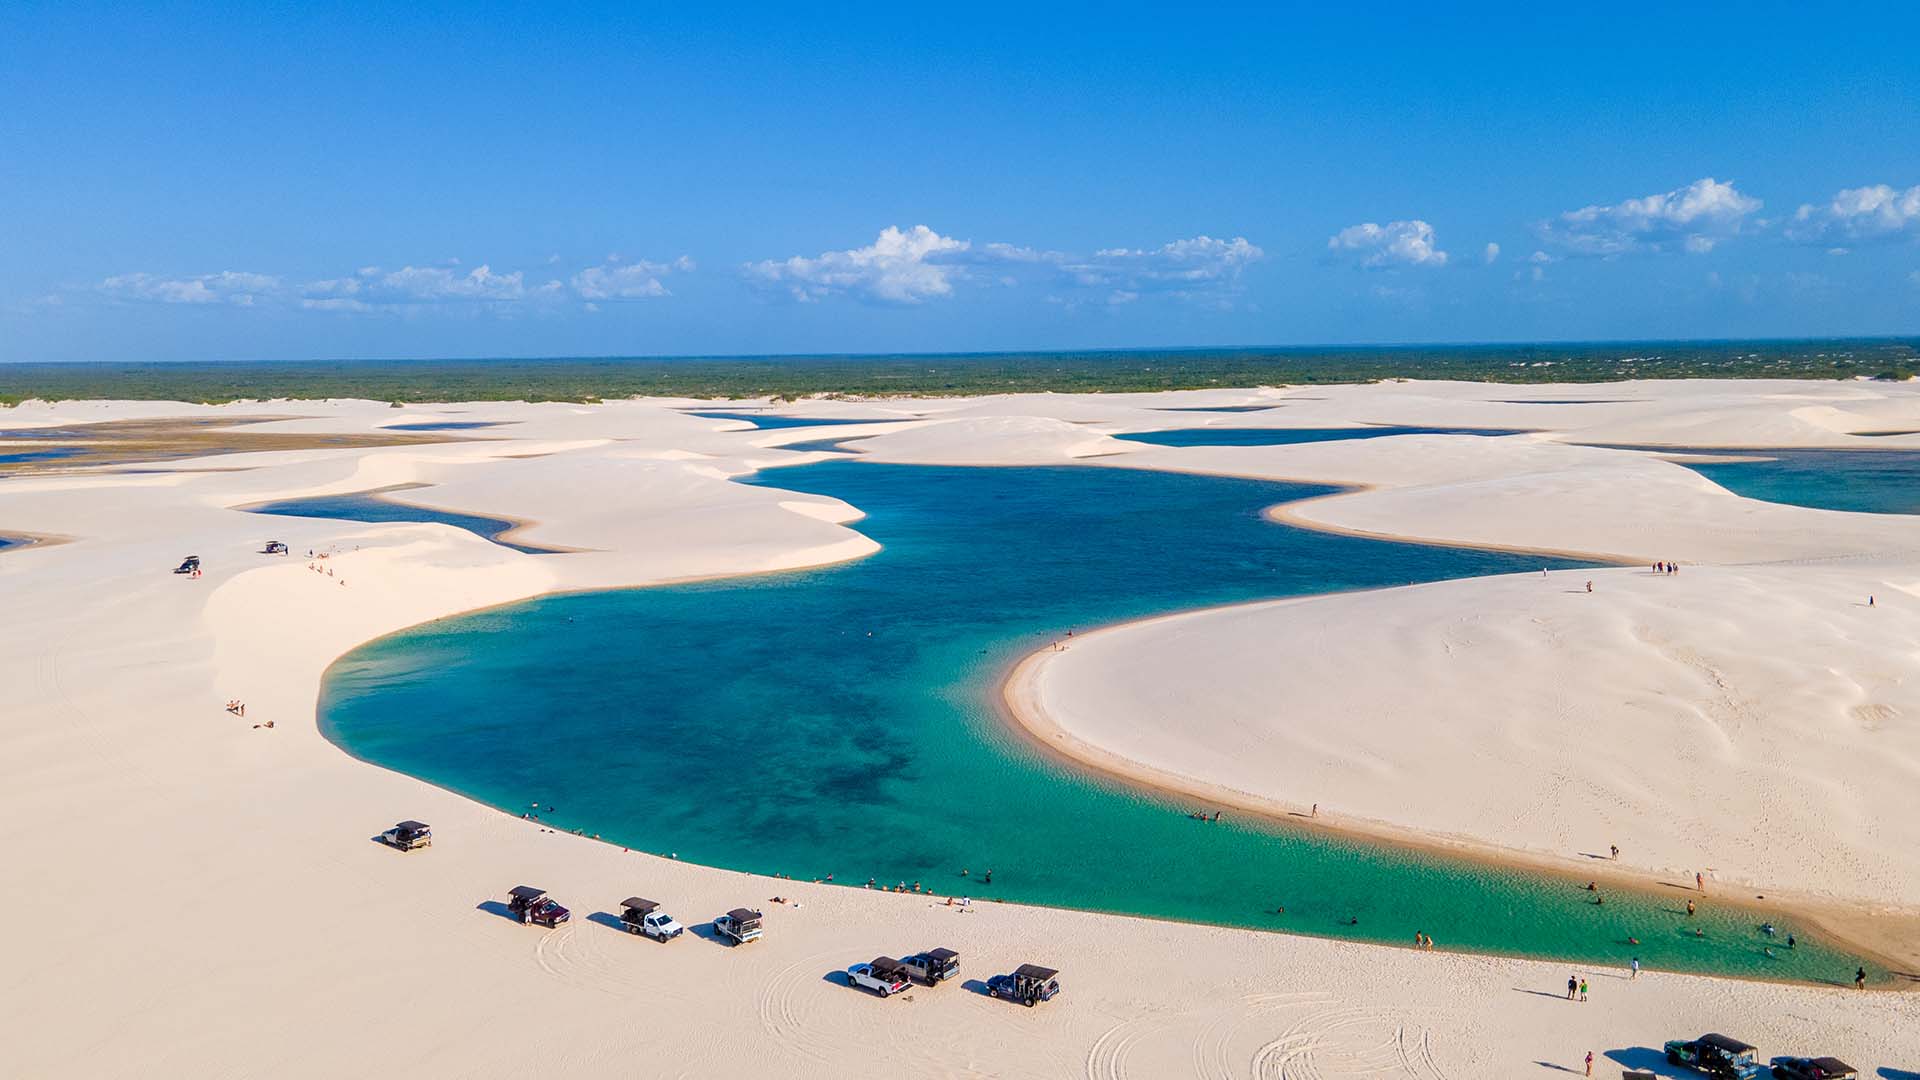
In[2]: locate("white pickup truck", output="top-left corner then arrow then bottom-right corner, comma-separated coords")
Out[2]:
714,908 -> 763,945
618,898 -> 683,941
846,958 -> 912,998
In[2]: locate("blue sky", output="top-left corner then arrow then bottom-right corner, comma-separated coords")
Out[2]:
3,2 -> 1918,362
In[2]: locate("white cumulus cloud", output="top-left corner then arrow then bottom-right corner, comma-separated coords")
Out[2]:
571,256 -> 694,301
1482,242 -> 1500,264
1066,235 -> 1264,295
744,225 -> 969,303
1536,177 -> 1760,256
745,228 -> 1261,306
1327,220 -> 1448,268
99,270 -> 280,305
1788,183 -> 1920,244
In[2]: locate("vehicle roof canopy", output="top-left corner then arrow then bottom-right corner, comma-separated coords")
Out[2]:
395,820 -> 429,831
925,947 -> 959,961
870,957 -> 904,971
1808,1059 -> 1855,1074
621,898 -> 659,913
726,908 -> 760,921
509,885 -> 546,900
1700,1034 -> 1755,1053
1013,964 -> 1059,980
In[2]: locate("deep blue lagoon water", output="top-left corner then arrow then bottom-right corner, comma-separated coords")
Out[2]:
0,446 -> 85,465
320,461 -> 1871,982
382,421 -> 513,431
248,491 -> 563,555
1117,426 -> 1528,447
686,411 -> 910,430
1684,449 -> 1920,517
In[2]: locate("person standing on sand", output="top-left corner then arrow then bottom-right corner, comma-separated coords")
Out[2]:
1586,580 -> 1593,593
1578,977 -> 1588,1002
1696,871 -> 1704,893
1311,803 -> 1318,818
1610,844 -> 1618,860
1856,966 -> 1867,989
1566,975 -> 1577,1000
1585,1050 -> 1593,1076
1630,956 -> 1640,979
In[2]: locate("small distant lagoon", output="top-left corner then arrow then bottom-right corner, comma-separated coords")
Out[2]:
0,446 -> 86,465
1682,449 -> 1920,517
382,420 -> 513,432
686,411 -> 912,430
319,460 -> 1872,982
247,490 -> 562,554
1117,425 -> 1528,447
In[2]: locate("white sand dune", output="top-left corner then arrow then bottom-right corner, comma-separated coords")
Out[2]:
4,384 -> 1919,1077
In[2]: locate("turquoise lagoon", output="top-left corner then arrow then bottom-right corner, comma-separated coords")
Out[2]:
1684,449 -> 1920,517
319,460 -> 1872,982
1116,425 -> 1527,447
249,491 -> 563,555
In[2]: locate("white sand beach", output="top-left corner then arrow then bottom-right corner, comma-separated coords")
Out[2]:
5,381 -> 1920,1077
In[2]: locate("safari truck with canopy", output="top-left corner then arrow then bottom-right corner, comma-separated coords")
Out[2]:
379,820 -> 432,850
846,957 -> 911,998
618,898 -> 683,941
713,908 -> 762,945
900,948 -> 960,985
1769,1057 -> 1858,1080
507,885 -> 570,928
987,963 -> 1061,1007
1665,1033 -> 1766,1079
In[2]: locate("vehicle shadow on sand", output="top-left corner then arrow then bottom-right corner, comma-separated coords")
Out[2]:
1879,1068 -> 1920,1079
1605,1047 -> 1682,1076
584,912 -> 629,933
687,921 -> 733,946
475,900 -> 520,923
821,970 -> 857,990
960,978 -> 994,998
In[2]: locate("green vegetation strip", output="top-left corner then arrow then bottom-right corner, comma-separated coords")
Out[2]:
3,340 -> 1917,405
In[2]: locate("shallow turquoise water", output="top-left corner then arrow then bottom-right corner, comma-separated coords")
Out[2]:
320,461 -> 1871,983
1685,449 -> 1920,516
1117,425 -> 1528,447
248,491 -> 563,555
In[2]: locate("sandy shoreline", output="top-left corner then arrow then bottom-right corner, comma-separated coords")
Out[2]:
7,384 -> 1920,1075
999,631 -> 1920,979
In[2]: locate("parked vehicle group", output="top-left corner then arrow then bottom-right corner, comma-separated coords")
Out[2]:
1664,1033 -> 1856,1080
